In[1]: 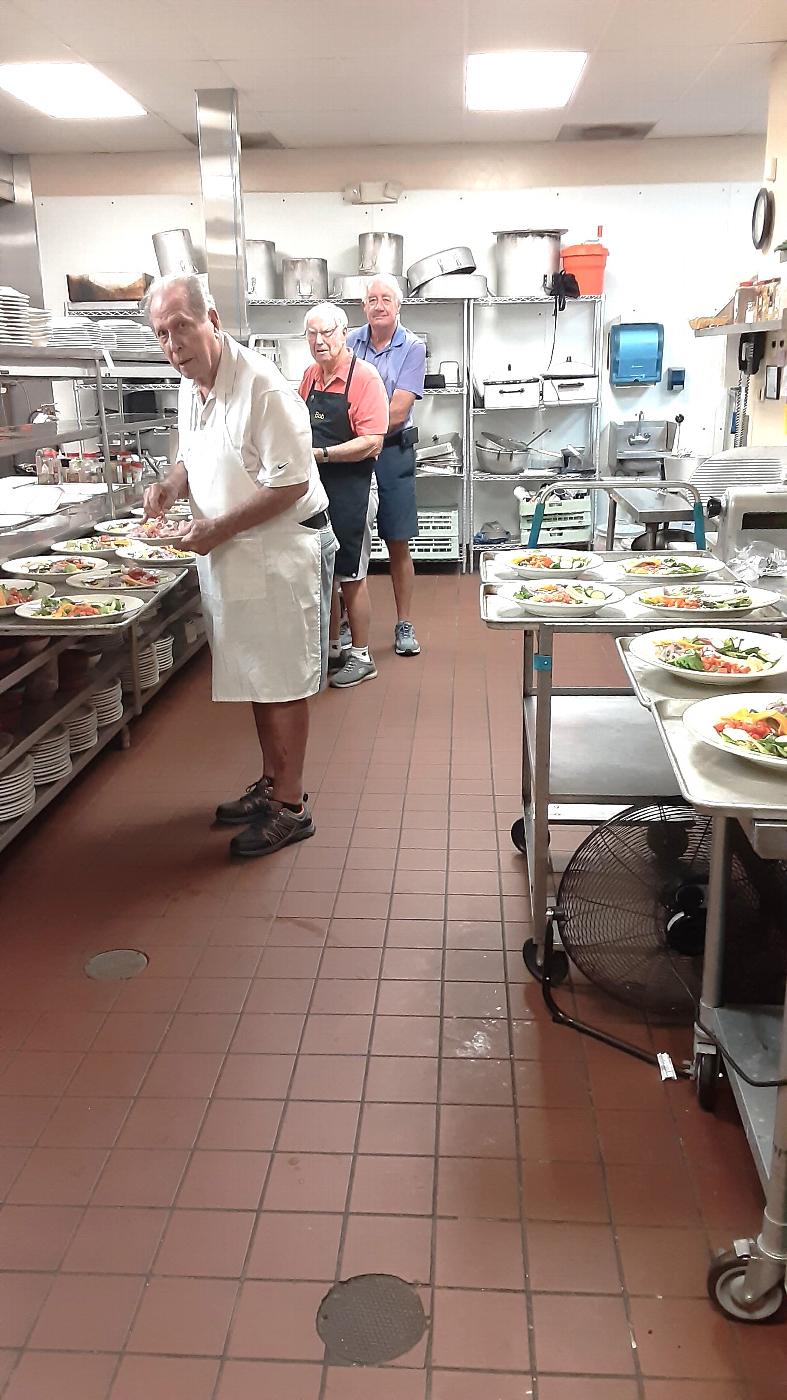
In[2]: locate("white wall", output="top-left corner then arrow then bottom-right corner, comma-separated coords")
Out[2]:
34,179 -> 756,461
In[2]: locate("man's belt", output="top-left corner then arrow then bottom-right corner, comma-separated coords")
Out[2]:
302,509 -> 330,529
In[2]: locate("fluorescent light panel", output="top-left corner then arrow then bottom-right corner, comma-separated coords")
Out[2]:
465,50 -> 588,111
0,63 -> 146,119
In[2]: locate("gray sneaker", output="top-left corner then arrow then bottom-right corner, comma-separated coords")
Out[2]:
395,621 -> 421,656
329,653 -> 377,688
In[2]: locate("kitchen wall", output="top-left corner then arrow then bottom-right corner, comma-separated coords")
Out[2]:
33,175 -> 756,461
749,46 -> 787,446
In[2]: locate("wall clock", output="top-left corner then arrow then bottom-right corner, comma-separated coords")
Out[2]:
752,186 -> 775,250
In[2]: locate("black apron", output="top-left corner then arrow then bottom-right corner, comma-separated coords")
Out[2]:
306,355 -> 373,579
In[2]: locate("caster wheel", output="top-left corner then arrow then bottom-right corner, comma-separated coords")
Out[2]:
696,1051 -> 721,1111
511,819 -> 526,854
523,936 -> 569,987
708,1251 -> 786,1323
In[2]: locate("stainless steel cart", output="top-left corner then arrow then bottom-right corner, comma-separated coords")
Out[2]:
479,543 -> 784,979
617,636 -> 787,1321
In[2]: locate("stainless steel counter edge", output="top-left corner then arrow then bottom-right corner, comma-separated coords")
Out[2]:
0,485 -> 143,567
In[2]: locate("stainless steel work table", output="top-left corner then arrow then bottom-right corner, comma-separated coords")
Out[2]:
616,631 -> 787,1322
604,483 -> 694,550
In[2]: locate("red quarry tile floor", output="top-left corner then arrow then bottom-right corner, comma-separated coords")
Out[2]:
0,572 -> 781,1397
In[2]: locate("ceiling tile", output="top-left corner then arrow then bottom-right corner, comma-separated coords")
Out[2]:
654,43 -> 778,138
568,47 -> 721,123
15,0 -> 213,60
0,93 -> 189,152
465,0 -> 620,52
0,0 -> 74,60
600,0 -> 752,48
738,0 -> 787,44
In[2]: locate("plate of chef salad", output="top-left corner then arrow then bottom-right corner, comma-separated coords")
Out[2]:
632,584 -> 780,618
15,593 -> 145,625
0,580 -> 55,614
628,629 -> 787,686
56,535 -> 135,557
2,554 -> 109,580
502,579 -> 625,616
683,692 -> 787,770
504,548 -> 601,578
117,542 -> 196,567
617,554 -> 725,581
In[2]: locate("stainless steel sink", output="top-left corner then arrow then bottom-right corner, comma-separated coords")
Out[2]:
609,419 -> 677,463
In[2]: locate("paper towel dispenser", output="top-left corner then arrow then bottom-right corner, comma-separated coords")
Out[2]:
609,322 -> 664,386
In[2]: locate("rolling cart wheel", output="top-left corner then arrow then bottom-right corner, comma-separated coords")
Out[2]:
708,1251 -> 786,1323
523,936 -> 569,987
695,1051 -> 721,1111
511,819 -> 526,854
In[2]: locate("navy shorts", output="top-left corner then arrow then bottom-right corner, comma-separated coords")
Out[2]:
374,441 -> 419,542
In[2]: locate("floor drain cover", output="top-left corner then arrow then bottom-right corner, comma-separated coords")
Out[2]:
317,1274 -> 427,1365
84,950 -> 149,981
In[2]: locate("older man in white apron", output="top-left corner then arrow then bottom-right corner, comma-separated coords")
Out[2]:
143,273 -> 336,859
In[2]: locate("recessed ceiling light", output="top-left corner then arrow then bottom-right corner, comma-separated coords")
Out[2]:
465,50 -> 588,112
0,63 -> 146,119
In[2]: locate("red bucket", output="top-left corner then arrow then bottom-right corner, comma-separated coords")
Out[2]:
561,241 -> 608,295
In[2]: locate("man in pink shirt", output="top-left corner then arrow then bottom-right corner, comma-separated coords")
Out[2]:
299,303 -> 389,688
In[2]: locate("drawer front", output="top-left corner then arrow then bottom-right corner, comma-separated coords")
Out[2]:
483,380 -> 542,409
542,376 -> 599,405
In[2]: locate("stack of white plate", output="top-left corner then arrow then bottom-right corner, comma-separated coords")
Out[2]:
98,320 -> 164,359
67,704 -> 99,754
120,645 -> 159,692
153,634 -> 175,672
46,316 -> 102,350
93,678 -> 124,726
0,754 -> 35,823
0,286 -> 31,343
31,725 -> 72,785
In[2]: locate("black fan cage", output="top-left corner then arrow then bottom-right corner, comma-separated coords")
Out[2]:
557,802 -> 787,1021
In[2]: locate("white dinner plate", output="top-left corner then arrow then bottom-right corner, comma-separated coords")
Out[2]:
94,517 -> 143,536
0,580 -> 55,615
117,543 -> 197,567
614,554 -> 726,583
499,548 -> 602,579
631,584 -> 781,619
55,537 -> 131,559
3,555 -> 109,580
78,567 -> 170,592
628,629 -> 787,687
683,692 -> 787,771
15,593 -> 145,626
496,579 -> 625,617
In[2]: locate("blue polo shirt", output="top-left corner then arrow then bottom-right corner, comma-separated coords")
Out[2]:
346,322 -> 426,429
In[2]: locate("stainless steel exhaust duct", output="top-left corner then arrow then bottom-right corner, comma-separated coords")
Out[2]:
195,89 -> 248,339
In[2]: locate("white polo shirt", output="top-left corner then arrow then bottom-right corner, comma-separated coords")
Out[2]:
177,333 -> 328,523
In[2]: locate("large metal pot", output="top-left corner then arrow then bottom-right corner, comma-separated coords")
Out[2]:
282,257 -> 329,301
358,232 -> 403,276
246,239 -> 277,300
331,274 -> 369,300
494,229 -> 566,297
406,246 -> 476,293
415,272 -> 489,299
475,442 -> 530,475
152,229 -> 199,277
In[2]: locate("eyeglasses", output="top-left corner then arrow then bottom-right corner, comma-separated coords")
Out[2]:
306,325 -> 340,341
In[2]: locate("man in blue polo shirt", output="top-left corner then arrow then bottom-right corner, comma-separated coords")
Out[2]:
347,274 -> 426,656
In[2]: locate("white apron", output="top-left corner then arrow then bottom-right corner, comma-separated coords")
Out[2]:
185,383 -> 323,704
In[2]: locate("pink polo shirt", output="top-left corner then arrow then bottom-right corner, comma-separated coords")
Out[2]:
299,354 -> 389,438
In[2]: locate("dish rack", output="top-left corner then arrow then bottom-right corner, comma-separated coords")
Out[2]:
518,492 -> 592,546
371,509 -> 460,561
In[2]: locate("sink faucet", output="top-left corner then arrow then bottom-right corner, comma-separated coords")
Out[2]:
627,411 -> 651,446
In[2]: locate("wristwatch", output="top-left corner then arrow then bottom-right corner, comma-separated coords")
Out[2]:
321,447 -> 329,462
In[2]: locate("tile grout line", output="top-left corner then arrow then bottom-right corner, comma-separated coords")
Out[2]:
485,639 -> 540,1400
422,587 -> 457,1400
318,639 -> 432,1400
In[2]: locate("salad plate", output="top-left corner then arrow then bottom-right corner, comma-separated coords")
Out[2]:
499,579 -> 625,616
501,548 -> 602,578
15,593 -> 145,626
0,580 -> 55,614
632,584 -> 780,618
683,692 -> 787,771
628,629 -> 787,686
117,542 -> 197,567
78,566 -> 171,592
3,555 -> 109,580
614,554 -> 726,583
